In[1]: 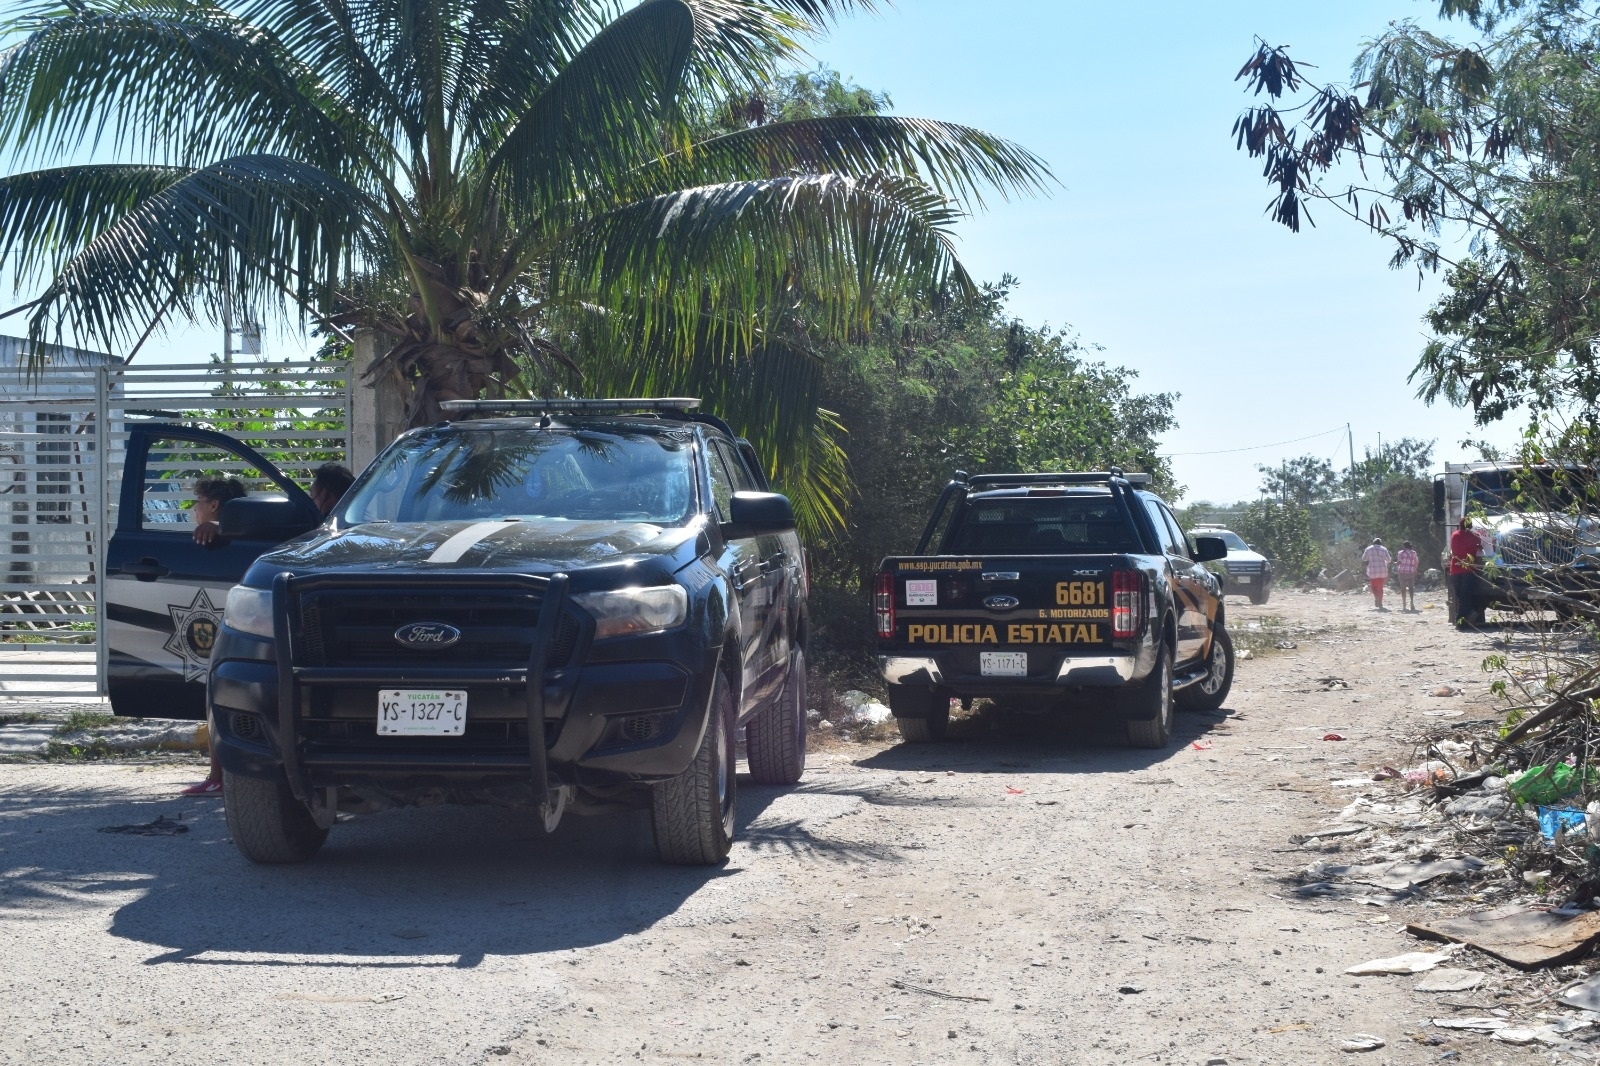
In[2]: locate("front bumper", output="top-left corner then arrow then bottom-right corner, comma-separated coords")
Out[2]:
209,571 -> 718,802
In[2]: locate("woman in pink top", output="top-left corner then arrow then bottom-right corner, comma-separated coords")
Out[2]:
1395,541 -> 1420,612
1361,537 -> 1393,610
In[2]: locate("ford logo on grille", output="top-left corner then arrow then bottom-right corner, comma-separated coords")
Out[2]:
393,622 -> 461,650
983,595 -> 1021,610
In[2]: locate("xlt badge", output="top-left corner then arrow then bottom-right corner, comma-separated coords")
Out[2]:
394,621 -> 462,650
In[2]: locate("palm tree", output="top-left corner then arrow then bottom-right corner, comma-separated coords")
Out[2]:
0,0 -> 1049,532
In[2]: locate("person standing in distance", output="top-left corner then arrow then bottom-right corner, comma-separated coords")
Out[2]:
1395,540 -> 1420,613
1361,537 -> 1393,611
1449,517 -> 1484,629
309,463 -> 355,516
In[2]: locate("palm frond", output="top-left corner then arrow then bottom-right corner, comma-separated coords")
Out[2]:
0,164 -> 187,289
555,173 -> 973,358
640,115 -> 1055,209
20,155 -> 371,353
0,0 -> 364,172
485,0 -> 699,218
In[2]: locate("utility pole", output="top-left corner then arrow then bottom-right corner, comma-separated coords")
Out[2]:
1347,423 -> 1355,476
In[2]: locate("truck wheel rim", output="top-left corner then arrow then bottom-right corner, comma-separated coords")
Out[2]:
1200,640 -> 1226,695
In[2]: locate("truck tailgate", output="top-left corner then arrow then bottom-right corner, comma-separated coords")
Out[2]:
879,555 -> 1131,677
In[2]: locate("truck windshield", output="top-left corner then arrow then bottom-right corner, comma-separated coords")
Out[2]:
341,427 -> 695,524
1468,468 -> 1597,513
943,495 -> 1140,554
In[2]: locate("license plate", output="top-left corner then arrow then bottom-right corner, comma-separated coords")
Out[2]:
1233,575 -> 1252,584
980,651 -> 1028,677
378,689 -> 467,736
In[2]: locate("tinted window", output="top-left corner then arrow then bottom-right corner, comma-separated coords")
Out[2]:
706,443 -> 737,523
945,496 -> 1140,554
1142,498 -> 1184,555
343,427 -> 694,524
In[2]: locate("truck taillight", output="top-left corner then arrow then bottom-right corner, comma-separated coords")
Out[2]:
874,571 -> 895,639
1112,569 -> 1142,639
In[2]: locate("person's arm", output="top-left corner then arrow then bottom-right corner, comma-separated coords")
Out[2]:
193,521 -> 220,545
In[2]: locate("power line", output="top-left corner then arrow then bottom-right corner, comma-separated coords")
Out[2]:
1161,424 -> 1350,458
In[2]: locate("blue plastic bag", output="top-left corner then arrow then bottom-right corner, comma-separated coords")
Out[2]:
1537,806 -> 1587,842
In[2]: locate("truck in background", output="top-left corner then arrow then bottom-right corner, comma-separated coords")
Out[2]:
1433,461 -> 1600,621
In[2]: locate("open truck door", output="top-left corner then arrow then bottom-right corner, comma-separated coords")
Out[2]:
105,425 -> 321,718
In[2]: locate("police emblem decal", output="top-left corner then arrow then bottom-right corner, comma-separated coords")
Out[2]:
164,588 -> 223,682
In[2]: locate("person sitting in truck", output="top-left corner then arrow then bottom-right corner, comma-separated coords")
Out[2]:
308,462 -> 354,517
1449,517 -> 1484,628
189,476 -> 247,547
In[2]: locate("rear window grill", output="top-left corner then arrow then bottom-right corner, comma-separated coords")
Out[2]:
293,589 -> 579,669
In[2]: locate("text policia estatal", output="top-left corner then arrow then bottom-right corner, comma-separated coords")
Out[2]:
904,622 -> 1105,645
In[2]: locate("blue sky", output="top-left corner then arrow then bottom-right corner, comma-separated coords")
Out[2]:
807,0 -> 1521,503
4,0 -> 1520,504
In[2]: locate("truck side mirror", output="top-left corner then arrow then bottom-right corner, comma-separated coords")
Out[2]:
720,491 -> 796,540
1432,479 -> 1446,525
220,497 -> 322,541
1192,536 -> 1228,563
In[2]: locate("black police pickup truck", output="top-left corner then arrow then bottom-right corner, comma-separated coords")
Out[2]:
874,471 -> 1234,747
105,399 -> 808,866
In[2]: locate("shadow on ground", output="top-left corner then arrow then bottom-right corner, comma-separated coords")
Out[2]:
851,700 -> 1236,775
0,772 -> 852,969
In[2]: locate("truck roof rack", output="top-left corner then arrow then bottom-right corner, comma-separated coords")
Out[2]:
438,397 -> 701,417
966,471 -> 1152,489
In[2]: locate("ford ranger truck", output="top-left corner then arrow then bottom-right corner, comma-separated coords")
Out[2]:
873,471 -> 1234,747
105,399 -> 808,866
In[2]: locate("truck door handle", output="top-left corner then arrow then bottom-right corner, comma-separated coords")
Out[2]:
982,571 -> 1020,582
123,558 -> 170,582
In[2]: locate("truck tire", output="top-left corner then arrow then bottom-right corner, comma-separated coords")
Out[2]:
1122,643 -> 1173,749
889,685 -> 949,743
223,769 -> 328,864
1249,585 -> 1271,606
1176,624 -> 1234,713
652,675 -> 736,865
746,648 -> 807,786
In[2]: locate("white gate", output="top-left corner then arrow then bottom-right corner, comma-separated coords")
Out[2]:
0,356 -> 350,701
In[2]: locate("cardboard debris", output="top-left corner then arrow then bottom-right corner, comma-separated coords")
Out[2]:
1559,972 -> 1600,1011
1316,857 -> 1487,892
1431,1016 -> 1506,1031
1409,905 -> 1600,969
1345,946 -> 1459,975
1413,967 -> 1484,993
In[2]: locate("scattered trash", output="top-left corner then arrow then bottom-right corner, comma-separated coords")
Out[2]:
98,815 -> 188,836
1316,677 -> 1350,690
1275,640 -> 1298,650
1559,972 -> 1600,1011
1421,710 -> 1465,718
1191,740 -> 1213,751
1538,806 -> 1588,842
1005,786 -> 1024,795
1431,686 -> 1461,697
1491,1029 -> 1539,1045
1323,733 -> 1345,742
1116,985 -> 1144,995
1345,946 -> 1460,975
1331,857 -> 1488,892
839,690 -> 893,726
1431,1017 -> 1507,1031
1509,764 -> 1600,806
1409,905 -> 1600,969
1340,1035 -> 1385,1052
1372,767 -> 1401,781
1237,648 -> 1254,661
1413,968 -> 1483,993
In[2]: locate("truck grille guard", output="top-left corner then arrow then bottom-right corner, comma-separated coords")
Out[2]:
271,570 -> 571,808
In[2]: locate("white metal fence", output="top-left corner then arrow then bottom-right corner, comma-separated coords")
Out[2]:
0,357 -> 349,701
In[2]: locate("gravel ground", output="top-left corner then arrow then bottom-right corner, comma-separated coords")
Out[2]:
0,587 -> 1572,1064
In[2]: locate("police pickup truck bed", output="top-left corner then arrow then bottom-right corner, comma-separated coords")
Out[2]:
874,471 -> 1235,747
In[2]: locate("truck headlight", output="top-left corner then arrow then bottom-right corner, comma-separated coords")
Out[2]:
224,585 -> 275,639
573,586 -> 688,639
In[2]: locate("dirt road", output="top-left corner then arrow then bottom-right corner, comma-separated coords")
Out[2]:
0,588 -> 1552,1064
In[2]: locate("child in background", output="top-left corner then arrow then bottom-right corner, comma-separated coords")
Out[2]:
1395,540 -> 1420,612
